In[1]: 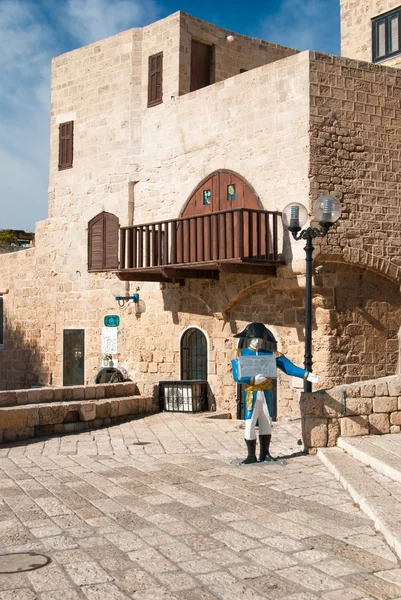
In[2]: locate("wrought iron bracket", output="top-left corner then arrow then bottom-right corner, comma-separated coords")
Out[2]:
291,225 -> 330,242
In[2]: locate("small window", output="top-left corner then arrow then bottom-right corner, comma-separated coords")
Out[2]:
58,121 -> 73,170
203,190 -> 211,205
0,296 -> 3,347
372,7 -> 401,62
88,212 -> 119,271
227,184 -> 236,201
148,52 -> 163,106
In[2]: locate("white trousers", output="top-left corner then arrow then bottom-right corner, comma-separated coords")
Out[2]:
244,391 -> 272,440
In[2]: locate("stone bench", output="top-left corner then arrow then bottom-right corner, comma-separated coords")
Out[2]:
0,393 -> 157,443
0,382 -> 139,407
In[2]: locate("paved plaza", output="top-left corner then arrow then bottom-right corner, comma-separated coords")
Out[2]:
1,413 -> 401,599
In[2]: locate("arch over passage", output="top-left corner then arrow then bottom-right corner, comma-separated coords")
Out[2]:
181,170 -> 263,217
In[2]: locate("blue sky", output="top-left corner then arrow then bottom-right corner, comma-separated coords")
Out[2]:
0,0 -> 340,231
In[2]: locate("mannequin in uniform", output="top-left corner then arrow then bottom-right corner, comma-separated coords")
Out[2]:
231,323 -> 319,464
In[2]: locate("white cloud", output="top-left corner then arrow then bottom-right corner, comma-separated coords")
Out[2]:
66,0 -> 159,45
0,0 -> 52,230
258,0 -> 340,55
0,0 -> 161,231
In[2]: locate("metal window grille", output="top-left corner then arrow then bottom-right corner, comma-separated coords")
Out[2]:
159,380 -> 207,412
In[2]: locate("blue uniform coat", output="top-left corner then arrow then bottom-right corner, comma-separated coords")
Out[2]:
232,348 -> 308,419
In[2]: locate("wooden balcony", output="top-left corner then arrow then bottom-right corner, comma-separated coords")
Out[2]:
116,208 -> 283,282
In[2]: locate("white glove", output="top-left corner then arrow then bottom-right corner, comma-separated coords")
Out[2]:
307,373 -> 319,384
255,374 -> 267,384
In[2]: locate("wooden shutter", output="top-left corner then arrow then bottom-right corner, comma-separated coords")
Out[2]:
148,53 -> 163,106
88,212 -> 119,271
190,40 -> 214,92
88,214 -> 104,271
58,121 -> 73,170
104,213 -> 119,269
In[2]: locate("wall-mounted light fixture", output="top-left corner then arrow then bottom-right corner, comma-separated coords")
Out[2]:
111,282 -> 139,307
226,35 -> 234,43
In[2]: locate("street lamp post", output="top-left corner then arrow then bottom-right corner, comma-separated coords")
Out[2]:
281,195 -> 342,393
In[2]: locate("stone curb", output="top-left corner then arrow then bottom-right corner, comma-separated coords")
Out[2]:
318,447 -> 401,560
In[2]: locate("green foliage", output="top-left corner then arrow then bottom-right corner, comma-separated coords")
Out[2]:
0,230 -> 18,245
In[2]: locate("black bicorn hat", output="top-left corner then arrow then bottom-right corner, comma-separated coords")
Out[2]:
234,322 -> 277,350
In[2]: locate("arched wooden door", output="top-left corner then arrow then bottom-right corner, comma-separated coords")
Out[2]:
182,170 -> 262,217
179,171 -> 268,262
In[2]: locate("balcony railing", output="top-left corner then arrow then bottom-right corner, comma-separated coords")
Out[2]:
119,208 -> 281,274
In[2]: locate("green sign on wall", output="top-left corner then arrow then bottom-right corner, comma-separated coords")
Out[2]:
104,315 -> 120,327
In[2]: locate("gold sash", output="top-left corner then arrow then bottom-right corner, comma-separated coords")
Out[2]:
244,380 -> 272,411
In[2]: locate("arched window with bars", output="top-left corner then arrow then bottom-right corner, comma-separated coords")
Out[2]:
180,327 -> 208,381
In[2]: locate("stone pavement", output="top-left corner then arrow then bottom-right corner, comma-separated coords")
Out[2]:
1,413 -> 401,600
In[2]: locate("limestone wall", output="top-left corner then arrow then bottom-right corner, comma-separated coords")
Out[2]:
309,52 -> 401,282
135,51 -> 311,262
341,0 -> 401,67
301,375 -> 401,451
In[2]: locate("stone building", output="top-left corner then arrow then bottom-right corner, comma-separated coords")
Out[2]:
0,2 -> 400,419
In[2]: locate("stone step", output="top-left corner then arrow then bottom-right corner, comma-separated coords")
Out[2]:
318,446 -> 401,560
338,434 -> 401,484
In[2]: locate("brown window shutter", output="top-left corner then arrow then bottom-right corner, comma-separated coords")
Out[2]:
104,213 -> 119,269
148,52 -> 163,106
88,212 -> 119,271
88,214 -> 104,271
58,121 -> 74,170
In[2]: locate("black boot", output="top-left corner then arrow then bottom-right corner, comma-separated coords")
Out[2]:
241,439 -> 257,464
259,434 -> 275,462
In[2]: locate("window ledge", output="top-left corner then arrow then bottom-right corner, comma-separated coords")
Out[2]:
147,99 -> 163,108
373,52 -> 401,63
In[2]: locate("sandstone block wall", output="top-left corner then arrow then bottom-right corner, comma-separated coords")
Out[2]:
309,52 -> 401,282
301,374 -> 401,450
